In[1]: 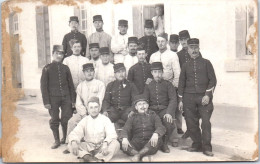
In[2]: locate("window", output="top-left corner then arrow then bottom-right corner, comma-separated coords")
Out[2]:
235,6 -> 255,59
9,12 -> 22,88
225,5 -> 255,72
79,5 -> 87,36
13,13 -> 19,34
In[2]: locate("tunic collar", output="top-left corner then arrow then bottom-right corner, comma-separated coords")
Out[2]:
71,30 -> 78,33
190,54 -> 202,61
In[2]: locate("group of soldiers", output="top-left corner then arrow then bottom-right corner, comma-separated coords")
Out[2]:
40,10 -> 217,162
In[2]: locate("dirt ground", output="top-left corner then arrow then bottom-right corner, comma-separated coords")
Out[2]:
11,101 -> 255,162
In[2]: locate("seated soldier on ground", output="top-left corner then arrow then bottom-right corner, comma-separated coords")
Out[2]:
63,63 -> 105,154
120,94 -> 166,162
68,97 -> 120,162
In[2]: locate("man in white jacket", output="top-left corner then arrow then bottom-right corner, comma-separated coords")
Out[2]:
68,96 -> 120,162
111,20 -> 129,64
149,33 -> 181,88
63,39 -> 90,89
123,37 -> 138,76
95,47 -> 115,86
64,63 -> 105,151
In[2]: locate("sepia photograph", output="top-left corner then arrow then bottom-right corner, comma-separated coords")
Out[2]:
1,0 -> 258,162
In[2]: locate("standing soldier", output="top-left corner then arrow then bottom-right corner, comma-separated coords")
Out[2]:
111,20 -> 129,64
62,16 -> 87,58
138,20 -> 159,62
127,46 -> 153,94
169,34 -> 180,53
152,4 -> 165,36
102,63 -> 139,126
87,15 -> 112,60
143,62 -> 178,153
40,45 -> 76,149
95,47 -> 115,86
150,33 -> 181,89
123,37 -> 138,75
169,34 -> 184,134
177,30 -> 191,69
63,39 -> 90,89
178,38 -> 217,157
177,30 -> 191,138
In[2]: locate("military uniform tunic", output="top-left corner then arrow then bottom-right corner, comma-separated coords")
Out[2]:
127,62 -> 153,94
144,79 -> 177,138
177,48 -> 191,69
138,35 -> 159,62
120,110 -> 166,154
102,79 -> 138,123
40,61 -> 76,132
62,31 -> 87,57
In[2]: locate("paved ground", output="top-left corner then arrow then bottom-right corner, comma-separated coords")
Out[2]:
12,100 -> 258,162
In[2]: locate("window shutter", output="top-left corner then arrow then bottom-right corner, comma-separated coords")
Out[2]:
235,8 -> 247,58
36,6 -> 51,68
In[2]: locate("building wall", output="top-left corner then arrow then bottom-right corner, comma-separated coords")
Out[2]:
9,1 -> 257,107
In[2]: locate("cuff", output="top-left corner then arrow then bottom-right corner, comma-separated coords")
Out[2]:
178,94 -> 183,102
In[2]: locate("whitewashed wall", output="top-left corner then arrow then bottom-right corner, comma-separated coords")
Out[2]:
17,2 -> 40,90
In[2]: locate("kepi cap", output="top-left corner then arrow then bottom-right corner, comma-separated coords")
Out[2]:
113,63 -> 126,73
128,37 -> 138,44
93,15 -> 103,22
187,38 -> 199,45
89,43 -> 99,49
82,63 -> 94,71
144,20 -> 154,28
179,30 -> 190,39
69,16 -> 79,23
100,47 -> 110,55
170,34 -> 179,43
157,33 -> 168,41
118,19 -> 128,26
88,96 -> 100,105
151,62 -> 163,70
133,94 -> 149,106
53,45 -> 64,52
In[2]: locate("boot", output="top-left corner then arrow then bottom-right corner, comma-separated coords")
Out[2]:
51,129 -> 60,149
60,125 -> 67,144
161,135 -> 170,153
182,131 -> 190,139
203,151 -> 214,157
82,154 -> 92,162
131,147 -> 150,162
129,149 -> 139,156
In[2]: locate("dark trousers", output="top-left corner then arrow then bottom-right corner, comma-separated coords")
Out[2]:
151,108 -> 175,138
106,106 -> 132,123
48,95 -> 73,132
122,138 -> 162,156
183,93 -> 214,152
